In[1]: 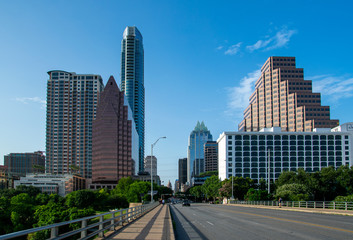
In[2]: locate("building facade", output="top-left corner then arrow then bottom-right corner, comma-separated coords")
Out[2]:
46,71 -> 104,178
239,56 -> 339,132
14,174 -> 86,196
218,123 -> 353,183
121,26 -> 145,172
92,76 -> 139,186
178,158 -> 187,186
187,121 -> 213,183
144,156 -> 157,176
4,151 -> 45,177
204,141 -> 218,172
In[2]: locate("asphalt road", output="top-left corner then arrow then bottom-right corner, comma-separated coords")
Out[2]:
170,203 -> 353,240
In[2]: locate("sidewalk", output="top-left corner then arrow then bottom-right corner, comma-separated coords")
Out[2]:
229,203 -> 353,216
104,204 -> 175,240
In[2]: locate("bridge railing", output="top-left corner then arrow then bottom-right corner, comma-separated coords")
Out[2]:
229,200 -> 353,211
0,202 -> 160,240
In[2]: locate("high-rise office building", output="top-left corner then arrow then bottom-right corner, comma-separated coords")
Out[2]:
4,151 -> 45,177
46,70 -> 104,178
204,141 -> 218,172
218,122 -> 353,182
178,158 -> 187,185
92,76 -> 139,185
239,56 -> 339,132
144,155 -> 157,176
121,26 -> 145,172
187,121 -> 213,184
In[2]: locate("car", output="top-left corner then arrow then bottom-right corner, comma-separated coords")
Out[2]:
182,200 -> 190,207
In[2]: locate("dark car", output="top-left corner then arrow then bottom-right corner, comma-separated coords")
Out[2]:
182,200 -> 190,206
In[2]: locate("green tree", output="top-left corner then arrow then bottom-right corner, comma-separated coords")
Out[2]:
65,190 -> 96,209
0,196 -> 12,234
190,186 -> 203,200
10,193 -> 36,231
112,176 -> 135,195
202,175 -> 221,201
126,181 -> 150,202
245,188 -> 271,201
275,183 -> 310,201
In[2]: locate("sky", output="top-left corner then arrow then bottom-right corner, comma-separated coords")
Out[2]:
1,0 -> 353,188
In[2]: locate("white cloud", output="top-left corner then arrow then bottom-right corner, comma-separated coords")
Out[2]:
246,27 -> 297,52
226,69 -> 261,117
311,75 -> 353,101
15,97 -> 46,109
216,45 -> 224,50
224,42 -> 242,55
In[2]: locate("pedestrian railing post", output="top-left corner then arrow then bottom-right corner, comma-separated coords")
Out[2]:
314,202 -> 316,209
98,216 -> 104,238
334,202 -> 336,210
81,220 -> 87,238
345,202 -> 348,211
111,212 -> 115,231
50,226 -> 58,239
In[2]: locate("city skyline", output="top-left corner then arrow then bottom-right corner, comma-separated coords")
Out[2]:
1,1 -> 353,186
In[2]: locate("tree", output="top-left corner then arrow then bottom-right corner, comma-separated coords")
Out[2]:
202,175 -> 221,201
126,181 -> 150,203
274,183 -> 310,201
0,196 -> 12,234
65,190 -> 96,209
190,186 -> 203,200
245,188 -> 271,201
10,193 -> 36,231
112,177 -> 134,195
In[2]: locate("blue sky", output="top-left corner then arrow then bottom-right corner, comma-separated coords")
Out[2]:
1,0 -> 353,187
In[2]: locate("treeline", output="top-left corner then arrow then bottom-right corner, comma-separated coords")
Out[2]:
188,166 -> 353,202
0,177 -> 172,237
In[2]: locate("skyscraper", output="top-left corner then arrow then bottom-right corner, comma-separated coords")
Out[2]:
46,70 -> 104,178
178,158 -> 187,185
92,76 -> 139,185
144,155 -> 157,176
239,56 -> 339,132
121,26 -> 145,172
204,141 -> 218,172
187,121 -> 213,184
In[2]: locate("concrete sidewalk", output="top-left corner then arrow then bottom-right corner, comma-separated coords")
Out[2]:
104,204 -> 175,240
229,203 -> 353,216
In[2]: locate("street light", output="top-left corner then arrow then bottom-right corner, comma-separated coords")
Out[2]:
151,136 -> 166,203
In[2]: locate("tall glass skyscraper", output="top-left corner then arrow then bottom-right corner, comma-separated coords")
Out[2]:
187,121 -> 213,184
121,26 -> 145,172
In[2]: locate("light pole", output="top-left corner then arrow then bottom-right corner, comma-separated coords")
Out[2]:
151,136 -> 166,203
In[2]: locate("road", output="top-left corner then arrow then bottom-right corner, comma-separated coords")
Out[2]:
170,203 -> 353,240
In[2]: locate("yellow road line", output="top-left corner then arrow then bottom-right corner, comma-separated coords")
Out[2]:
208,206 -> 353,234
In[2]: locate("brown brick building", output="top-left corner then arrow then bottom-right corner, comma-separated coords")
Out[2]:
239,56 -> 339,132
92,76 -> 138,186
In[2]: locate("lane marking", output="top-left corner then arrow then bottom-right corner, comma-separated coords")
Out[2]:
206,221 -> 214,226
207,206 -> 353,234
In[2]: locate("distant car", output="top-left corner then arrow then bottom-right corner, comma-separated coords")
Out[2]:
182,200 -> 190,207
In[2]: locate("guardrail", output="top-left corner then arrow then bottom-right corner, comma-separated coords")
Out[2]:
229,200 -> 353,211
0,202 -> 160,240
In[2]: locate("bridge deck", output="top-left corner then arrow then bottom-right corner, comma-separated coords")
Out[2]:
103,204 -> 174,240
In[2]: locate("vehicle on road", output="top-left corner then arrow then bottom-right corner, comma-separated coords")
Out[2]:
182,200 -> 190,206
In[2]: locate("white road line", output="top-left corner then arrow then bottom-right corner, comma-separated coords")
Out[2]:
206,221 -> 214,226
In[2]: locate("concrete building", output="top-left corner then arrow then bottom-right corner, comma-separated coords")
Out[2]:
187,121 -> 213,184
144,156 -> 157,176
133,172 -> 161,186
4,151 -> 45,177
14,174 -> 86,196
92,76 -> 139,187
239,56 -> 339,132
178,158 -> 187,186
204,141 -> 218,172
0,165 -> 7,189
218,123 -> 353,182
46,71 -> 104,178
121,26 -> 145,173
